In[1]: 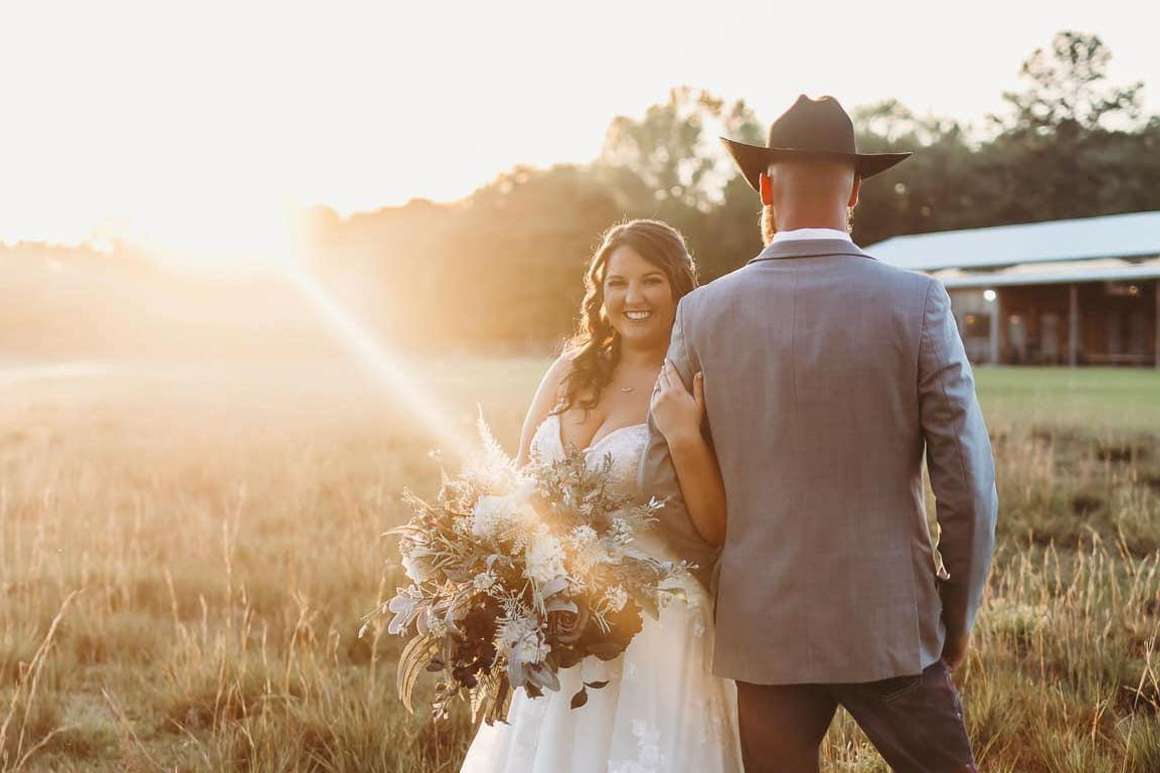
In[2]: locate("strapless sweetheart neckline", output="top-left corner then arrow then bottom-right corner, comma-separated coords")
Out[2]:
549,413 -> 648,455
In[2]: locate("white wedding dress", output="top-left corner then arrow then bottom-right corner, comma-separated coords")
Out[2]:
459,414 -> 743,773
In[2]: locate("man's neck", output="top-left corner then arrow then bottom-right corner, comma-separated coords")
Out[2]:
778,218 -> 847,231
775,205 -> 849,232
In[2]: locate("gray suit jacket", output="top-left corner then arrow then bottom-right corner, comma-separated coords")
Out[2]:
639,238 -> 998,685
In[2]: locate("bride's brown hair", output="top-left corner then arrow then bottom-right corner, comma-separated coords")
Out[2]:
554,219 -> 698,416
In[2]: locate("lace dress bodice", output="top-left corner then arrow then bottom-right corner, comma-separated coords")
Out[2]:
529,413 -> 649,494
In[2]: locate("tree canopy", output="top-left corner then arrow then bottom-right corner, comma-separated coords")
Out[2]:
301,32 -> 1160,351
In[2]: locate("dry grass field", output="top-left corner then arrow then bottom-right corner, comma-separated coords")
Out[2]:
0,359 -> 1157,772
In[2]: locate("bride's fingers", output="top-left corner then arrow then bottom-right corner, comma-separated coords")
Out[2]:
664,360 -> 681,393
693,372 -> 705,412
668,360 -> 691,397
650,373 -> 665,406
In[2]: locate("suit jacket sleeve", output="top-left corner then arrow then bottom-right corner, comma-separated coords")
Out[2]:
638,297 -> 717,583
918,278 -> 999,638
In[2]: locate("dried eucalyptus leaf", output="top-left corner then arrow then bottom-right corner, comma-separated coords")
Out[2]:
396,633 -> 440,715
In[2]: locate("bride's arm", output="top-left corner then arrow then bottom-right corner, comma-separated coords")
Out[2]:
516,354 -> 571,467
650,360 -> 726,547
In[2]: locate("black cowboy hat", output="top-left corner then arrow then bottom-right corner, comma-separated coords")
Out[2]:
721,94 -> 911,191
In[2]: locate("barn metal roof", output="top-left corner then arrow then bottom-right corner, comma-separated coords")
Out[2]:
867,210 -> 1160,272
930,256 -> 1160,289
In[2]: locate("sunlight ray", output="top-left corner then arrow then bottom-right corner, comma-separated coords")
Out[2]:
285,266 -> 473,460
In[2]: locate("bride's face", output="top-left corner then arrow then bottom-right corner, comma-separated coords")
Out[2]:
602,245 -> 676,350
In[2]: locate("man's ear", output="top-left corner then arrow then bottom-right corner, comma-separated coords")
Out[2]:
759,171 -> 773,206
847,173 -> 862,208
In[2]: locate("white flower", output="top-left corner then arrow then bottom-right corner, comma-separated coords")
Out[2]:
470,495 -> 511,539
568,526 -> 612,575
524,532 -> 567,585
568,524 -> 598,547
422,608 -> 450,638
508,498 -> 541,531
510,475 -> 538,501
400,544 -> 435,583
471,487 -> 541,541
386,586 -> 423,635
496,615 -> 550,665
603,585 -> 628,613
609,517 -> 634,546
472,570 -> 498,592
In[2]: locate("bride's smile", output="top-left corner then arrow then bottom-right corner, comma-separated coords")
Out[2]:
603,244 -> 677,350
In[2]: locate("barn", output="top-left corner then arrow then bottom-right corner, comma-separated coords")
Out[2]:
870,210 -> 1160,368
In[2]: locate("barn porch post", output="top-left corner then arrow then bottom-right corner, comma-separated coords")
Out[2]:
1068,283 -> 1080,368
989,290 -> 1001,364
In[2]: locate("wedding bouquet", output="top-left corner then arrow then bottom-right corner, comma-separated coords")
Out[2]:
361,418 -> 694,725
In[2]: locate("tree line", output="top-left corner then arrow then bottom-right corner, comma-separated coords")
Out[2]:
10,31 -> 1154,357
302,32 -> 1160,354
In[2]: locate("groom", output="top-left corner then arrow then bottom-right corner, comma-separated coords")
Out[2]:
640,95 -> 997,772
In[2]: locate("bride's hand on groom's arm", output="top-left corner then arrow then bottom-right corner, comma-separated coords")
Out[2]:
650,361 -> 726,547
650,359 -> 705,448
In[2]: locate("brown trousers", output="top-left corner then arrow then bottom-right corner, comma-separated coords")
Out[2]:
736,659 -> 977,773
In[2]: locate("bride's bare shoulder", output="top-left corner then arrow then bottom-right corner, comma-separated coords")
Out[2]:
525,352 -> 574,421
518,353 -> 576,464
543,351 -> 575,388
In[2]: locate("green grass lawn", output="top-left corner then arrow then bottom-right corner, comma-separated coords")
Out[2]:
430,357 -> 1160,439
974,366 -> 1160,434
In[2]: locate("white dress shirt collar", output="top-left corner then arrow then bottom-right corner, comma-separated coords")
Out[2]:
771,227 -> 852,244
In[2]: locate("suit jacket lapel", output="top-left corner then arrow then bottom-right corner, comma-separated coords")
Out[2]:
747,238 -> 876,264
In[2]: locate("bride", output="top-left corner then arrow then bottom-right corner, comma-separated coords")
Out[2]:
460,219 -> 743,772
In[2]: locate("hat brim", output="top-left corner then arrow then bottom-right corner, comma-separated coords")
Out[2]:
720,137 -> 912,192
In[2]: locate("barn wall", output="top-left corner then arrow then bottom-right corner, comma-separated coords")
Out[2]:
949,279 -> 1158,367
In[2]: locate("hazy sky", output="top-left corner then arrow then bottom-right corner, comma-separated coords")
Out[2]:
1,0 -> 1155,264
